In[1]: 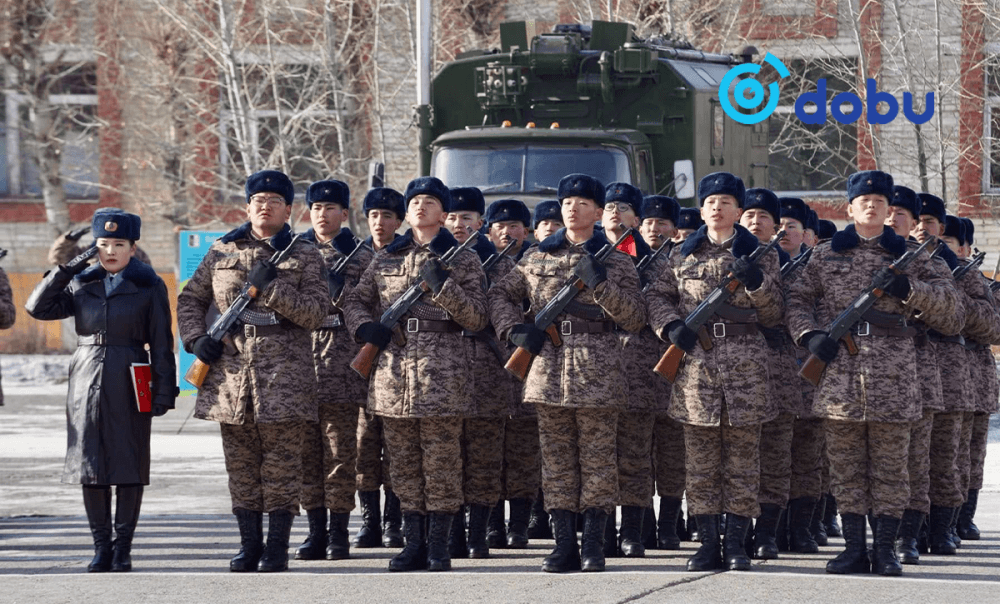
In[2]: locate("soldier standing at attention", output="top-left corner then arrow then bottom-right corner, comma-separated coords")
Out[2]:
443,187 -> 511,559
532,200 -> 564,242
354,188 -> 406,549
786,171 -> 958,576
344,177 -> 488,572
0,255 -> 14,407
177,170 -> 330,573
672,208 -> 704,243
294,180 -> 374,562
486,198 -> 531,261
489,173 -> 645,573
647,173 -> 783,572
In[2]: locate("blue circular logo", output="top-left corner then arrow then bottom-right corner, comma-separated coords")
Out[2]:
718,53 -> 789,125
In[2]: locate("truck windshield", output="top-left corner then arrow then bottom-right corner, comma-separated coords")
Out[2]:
431,144 -> 632,194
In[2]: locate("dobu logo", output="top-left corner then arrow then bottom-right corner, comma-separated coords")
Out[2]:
719,54 -> 935,126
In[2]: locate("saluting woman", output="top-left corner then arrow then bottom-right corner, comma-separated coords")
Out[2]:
26,209 -> 177,573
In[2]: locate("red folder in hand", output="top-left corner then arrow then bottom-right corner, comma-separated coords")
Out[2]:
130,363 -> 152,412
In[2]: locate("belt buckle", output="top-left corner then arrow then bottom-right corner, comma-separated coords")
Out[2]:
95,331 -> 106,346
856,321 -> 870,336
407,317 -> 419,333
560,320 -> 572,336
712,322 -> 726,338
244,324 -> 256,338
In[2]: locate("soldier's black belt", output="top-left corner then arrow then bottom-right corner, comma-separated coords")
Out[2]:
715,303 -> 758,324
851,322 -> 917,338
243,322 -> 293,338
405,318 -> 462,333
758,325 -> 789,350
927,330 -> 965,346
698,322 -> 758,339
558,320 -> 616,335
78,332 -> 145,348
964,340 -> 989,352
318,313 -> 345,330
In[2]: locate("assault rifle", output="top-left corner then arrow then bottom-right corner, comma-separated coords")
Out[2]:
482,238 -> 518,276
350,232 -> 480,380
638,240 -> 671,293
953,250 -> 986,281
504,229 -> 634,382
798,236 -> 934,387
780,246 -> 813,279
328,240 -> 365,301
653,230 -> 786,383
184,233 -> 305,388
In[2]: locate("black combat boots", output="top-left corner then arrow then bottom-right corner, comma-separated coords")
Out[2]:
871,516 -> 903,576
388,512 -> 427,571
642,507 -> 657,550
581,508 -> 610,572
823,493 -> 842,537
426,512 -> 454,571
949,506 -> 962,549
787,497 -> 820,553
505,498 -> 531,549
258,510 -> 294,572
687,514 -> 723,571
724,514 -> 752,571
295,508 -> 328,560
382,489 -> 404,548
825,513 -> 869,574
894,508 -> 924,564
230,508 -> 264,572
603,507 -> 619,558
527,492 -> 552,539
618,506 -> 646,557
82,486 -> 113,573
110,485 -> 143,572
543,509 -> 581,573
928,505 -> 957,555
352,490 -> 382,548
810,493 -> 828,546
449,507 -> 469,559
753,503 -> 782,560
486,499 -> 506,548
657,497 -> 682,550
958,489 -> 981,540
468,503 -> 493,557
326,511 -> 351,560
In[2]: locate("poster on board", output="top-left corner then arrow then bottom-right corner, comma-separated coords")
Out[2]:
177,231 -> 226,396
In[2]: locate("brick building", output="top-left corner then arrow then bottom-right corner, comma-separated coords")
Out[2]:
1,0 -> 998,351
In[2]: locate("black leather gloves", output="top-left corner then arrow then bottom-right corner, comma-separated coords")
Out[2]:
192,335 -> 224,364
573,255 -> 608,289
873,267 -> 911,300
803,330 -> 840,363
420,258 -> 450,294
728,255 -> 764,291
248,260 -> 278,292
357,322 -> 393,348
151,404 -> 169,417
66,226 -> 91,241
509,323 -> 548,355
63,246 -> 99,275
666,320 -> 698,353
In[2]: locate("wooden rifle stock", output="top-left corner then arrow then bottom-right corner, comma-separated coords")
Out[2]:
504,346 -> 534,382
653,344 -> 685,383
184,358 -> 211,388
351,342 -> 380,380
798,354 -> 826,387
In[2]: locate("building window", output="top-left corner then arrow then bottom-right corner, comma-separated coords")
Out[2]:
766,58 -> 858,194
987,53 -> 1000,194
1,63 -> 99,199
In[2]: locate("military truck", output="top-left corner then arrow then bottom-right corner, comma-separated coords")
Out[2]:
418,20 -> 768,209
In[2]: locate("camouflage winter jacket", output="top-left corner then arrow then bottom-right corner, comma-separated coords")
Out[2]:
488,228 -> 646,409
177,222 -> 329,424
344,228 -> 488,418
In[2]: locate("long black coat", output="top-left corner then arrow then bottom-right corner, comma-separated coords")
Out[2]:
25,258 -> 177,485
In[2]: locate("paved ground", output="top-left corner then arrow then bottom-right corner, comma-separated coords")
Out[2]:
2,387 -> 1000,603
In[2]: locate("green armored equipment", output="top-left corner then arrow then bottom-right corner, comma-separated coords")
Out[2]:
420,20 -> 767,210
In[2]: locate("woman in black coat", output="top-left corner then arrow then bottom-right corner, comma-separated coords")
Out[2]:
25,210 -> 176,573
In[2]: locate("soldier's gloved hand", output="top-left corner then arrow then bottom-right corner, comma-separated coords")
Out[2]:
803,330 -> 840,363
192,335 -> 224,364
573,255 -> 608,289
357,322 -> 393,348
248,259 -> 278,292
420,258 -> 450,294
728,255 -> 764,290
665,320 -> 698,353
873,267 -> 911,300
151,404 -> 169,417
327,269 -> 345,297
66,226 -> 91,241
509,323 -> 547,355
62,245 -> 99,275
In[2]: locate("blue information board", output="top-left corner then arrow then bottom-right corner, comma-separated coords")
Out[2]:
177,230 -> 226,396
